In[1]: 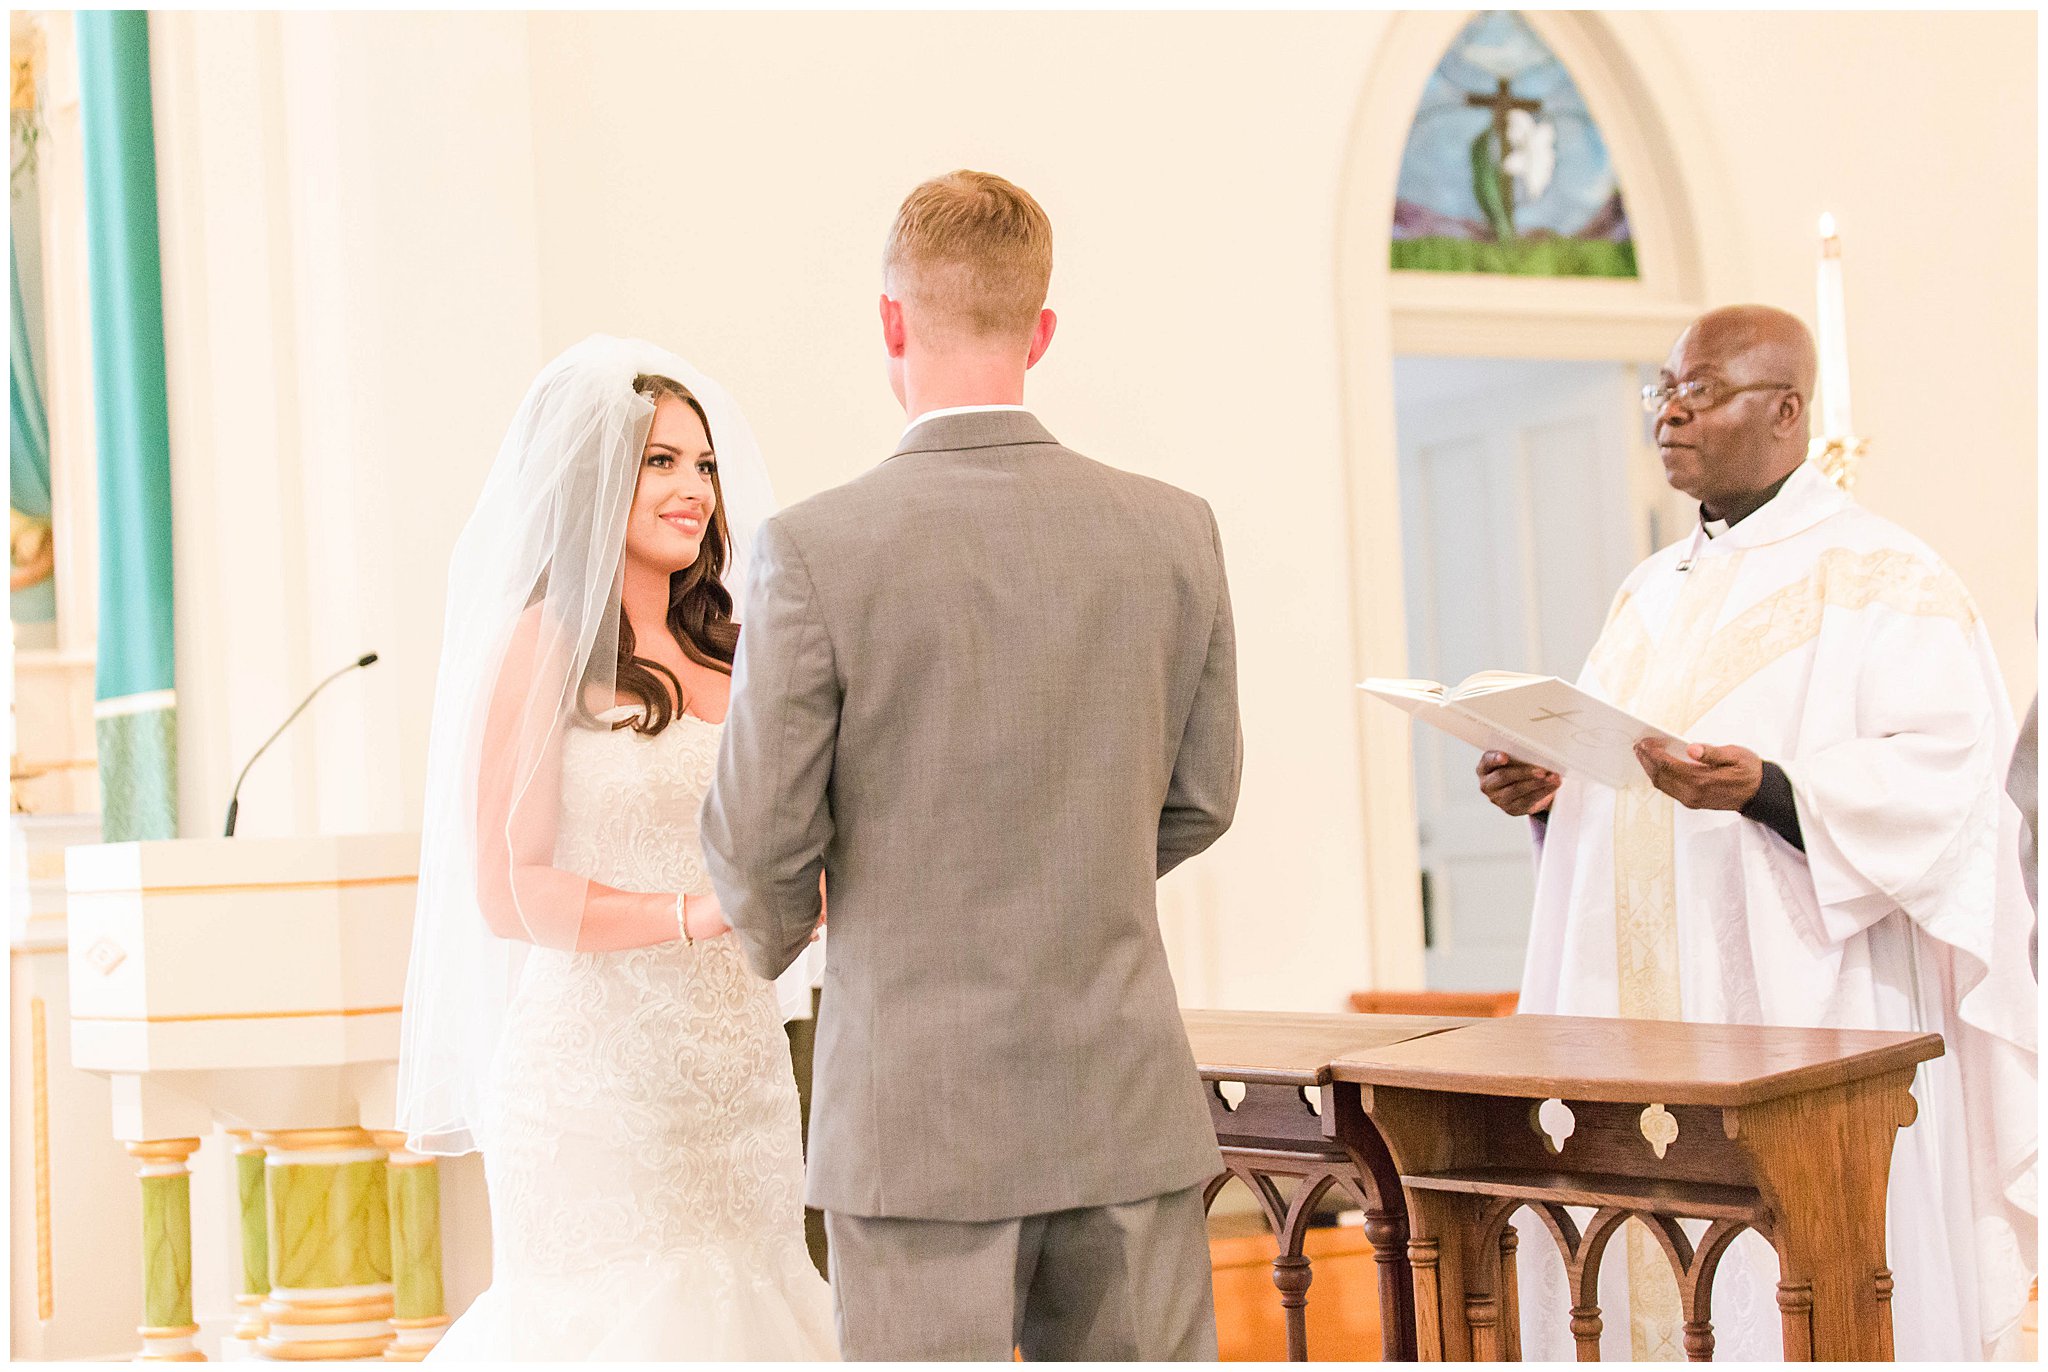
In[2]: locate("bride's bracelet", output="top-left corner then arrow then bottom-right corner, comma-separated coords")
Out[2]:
675,891 -> 693,948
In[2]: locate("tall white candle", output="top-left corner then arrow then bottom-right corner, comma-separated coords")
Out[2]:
1816,213 -> 1853,439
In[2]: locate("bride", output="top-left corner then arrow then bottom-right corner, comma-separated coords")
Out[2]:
395,336 -> 836,1359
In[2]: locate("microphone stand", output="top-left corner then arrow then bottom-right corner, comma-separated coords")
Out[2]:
223,653 -> 379,837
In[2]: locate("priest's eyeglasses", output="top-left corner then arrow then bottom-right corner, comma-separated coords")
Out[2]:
1641,379 -> 1798,414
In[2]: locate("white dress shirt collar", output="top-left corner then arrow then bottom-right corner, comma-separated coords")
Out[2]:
900,403 -> 1029,440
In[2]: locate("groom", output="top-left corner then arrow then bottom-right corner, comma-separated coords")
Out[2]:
702,170 -> 1240,1360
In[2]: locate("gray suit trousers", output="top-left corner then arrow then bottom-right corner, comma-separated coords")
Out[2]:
824,1183 -> 1218,1361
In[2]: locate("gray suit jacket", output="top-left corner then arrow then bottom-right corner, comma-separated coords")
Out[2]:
701,410 -> 1238,1221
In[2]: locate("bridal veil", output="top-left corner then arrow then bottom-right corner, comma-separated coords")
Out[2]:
396,335 -> 779,1155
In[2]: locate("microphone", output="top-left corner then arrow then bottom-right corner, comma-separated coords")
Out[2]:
223,653 -> 380,837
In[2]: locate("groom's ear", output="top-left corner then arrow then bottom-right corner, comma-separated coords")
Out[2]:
1024,308 -> 1057,370
879,295 -> 908,358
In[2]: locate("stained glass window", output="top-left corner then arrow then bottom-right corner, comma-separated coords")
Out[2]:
1391,11 -> 1636,279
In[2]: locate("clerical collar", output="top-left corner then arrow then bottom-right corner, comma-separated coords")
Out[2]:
1698,468 -> 1798,540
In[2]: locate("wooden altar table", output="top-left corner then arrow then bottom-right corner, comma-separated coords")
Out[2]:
1327,1014 -> 1942,1362
1183,1009 -> 1472,1361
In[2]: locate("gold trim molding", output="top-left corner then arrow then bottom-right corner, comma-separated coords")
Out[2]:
32,996 -> 53,1321
265,1297 -> 394,1325
84,874 -> 416,898
124,1138 -> 202,1165
233,1291 -> 269,1341
137,1322 -> 208,1360
253,1126 -> 378,1150
76,1004 -> 402,1025
261,1335 -> 395,1361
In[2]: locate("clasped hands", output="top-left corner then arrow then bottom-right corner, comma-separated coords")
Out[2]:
1476,740 -> 1763,815
681,875 -> 829,944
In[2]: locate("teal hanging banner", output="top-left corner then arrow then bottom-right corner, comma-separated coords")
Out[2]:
10,241 -> 52,521
11,239 -> 57,627
77,10 -> 178,841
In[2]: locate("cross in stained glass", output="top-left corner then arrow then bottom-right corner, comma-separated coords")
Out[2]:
1466,77 -> 1543,237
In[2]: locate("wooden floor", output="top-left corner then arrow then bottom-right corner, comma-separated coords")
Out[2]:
1210,1224 -> 1384,1362
1210,1235 -> 2041,1363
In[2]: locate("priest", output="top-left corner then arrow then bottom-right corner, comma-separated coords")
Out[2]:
1480,305 -> 2037,1360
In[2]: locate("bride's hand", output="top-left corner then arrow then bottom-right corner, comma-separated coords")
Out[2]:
683,891 -> 732,941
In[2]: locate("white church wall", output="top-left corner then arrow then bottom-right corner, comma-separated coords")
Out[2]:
1658,8 -> 2038,709
514,8 -> 2039,1007
521,9 -> 1394,1011
153,11 -> 549,845
144,10 -> 2036,1022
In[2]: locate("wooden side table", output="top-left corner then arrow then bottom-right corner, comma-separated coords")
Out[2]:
1329,1015 -> 1942,1362
1183,1010 -> 1471,1362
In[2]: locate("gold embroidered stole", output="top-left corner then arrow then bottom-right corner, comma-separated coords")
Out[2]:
1597,555 -> 1740,1360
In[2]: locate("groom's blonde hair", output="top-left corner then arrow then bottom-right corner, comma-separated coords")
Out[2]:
883,171 -> 1052,344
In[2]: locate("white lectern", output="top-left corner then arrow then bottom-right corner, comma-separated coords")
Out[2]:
67,834 -> 445,1362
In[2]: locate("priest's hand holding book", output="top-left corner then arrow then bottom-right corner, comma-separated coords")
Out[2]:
1477,739 -> 1766,816
1476,752 -> 1561,816
1632,740 -> 1764,810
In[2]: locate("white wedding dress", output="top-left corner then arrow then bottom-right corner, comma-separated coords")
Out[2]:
431,709 -> 838,1361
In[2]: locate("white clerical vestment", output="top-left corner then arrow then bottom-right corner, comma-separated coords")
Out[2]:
1511,462 -> 2037,1361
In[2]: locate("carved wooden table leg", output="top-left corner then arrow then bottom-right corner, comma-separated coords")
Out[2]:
1563,1207 -> 1629,1363
1874,1267 -> 1895,1356
1401,1188 -> 1477,1360
1204,1158 -> 1363,1362
1727,1070 -> 1917,1361
1498,1222 -> 1523,1360
1200,1164 -> 1324,1362
1362,1204 -> 1417,1361
1776,1280 -> 1815,1360
1271,1172 -> 1339,1362
1271,1253 -> 1313,1360
1185,1008 -> 1482,1363
1458,1196 -> 1523,1361
1327,1081 -> 1419,1360
1674,1217 -> 1754,1363
1202,1073 -> 1427,1363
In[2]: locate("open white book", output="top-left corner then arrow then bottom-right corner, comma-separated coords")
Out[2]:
1360,671 -> 1687,791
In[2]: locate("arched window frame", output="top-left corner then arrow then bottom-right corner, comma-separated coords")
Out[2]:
1330,11 -> 1738,987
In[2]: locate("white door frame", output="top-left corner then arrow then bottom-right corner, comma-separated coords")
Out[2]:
1333,11 -> 1743,989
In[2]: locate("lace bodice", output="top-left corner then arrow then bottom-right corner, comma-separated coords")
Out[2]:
472,710 -> 815,1296
553,707 -> 722,896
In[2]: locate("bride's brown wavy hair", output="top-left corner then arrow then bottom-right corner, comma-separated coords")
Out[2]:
582,373 -> 738,734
